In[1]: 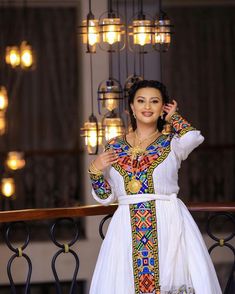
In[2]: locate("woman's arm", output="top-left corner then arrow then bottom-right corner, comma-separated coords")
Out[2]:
88,148 -> 118,205
163,100 -> 204,161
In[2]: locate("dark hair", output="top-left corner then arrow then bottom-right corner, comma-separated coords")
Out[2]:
128,80 -> 170,131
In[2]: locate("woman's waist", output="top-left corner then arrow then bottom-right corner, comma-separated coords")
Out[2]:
117,193 -> 177,205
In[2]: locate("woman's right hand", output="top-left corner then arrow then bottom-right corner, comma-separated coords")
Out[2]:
93,149 -> 119,171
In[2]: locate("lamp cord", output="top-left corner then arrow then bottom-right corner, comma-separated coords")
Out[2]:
108,0 -> 113,14
159,0 -> 163,82
88,0 -> 91,13
124,0 -> 129,78
89,54 -> 94,115
109,50 -> 113,80
117,0 -> 121,83
159,0 -> 162,13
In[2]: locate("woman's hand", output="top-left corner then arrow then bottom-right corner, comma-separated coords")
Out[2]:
93,149 -> 119,171
162,99 -> 178,122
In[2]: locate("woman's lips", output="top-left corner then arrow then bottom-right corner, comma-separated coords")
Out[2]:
142,111 -> 153,117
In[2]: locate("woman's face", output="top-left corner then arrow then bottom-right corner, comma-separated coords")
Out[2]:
131,87 -> 164,126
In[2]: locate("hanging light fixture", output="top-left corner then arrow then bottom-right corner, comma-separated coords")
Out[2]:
20,41 -> 34,68
0,86 -> 8,112
124,74 -> 143,100
5,46 -> 21,68
100,18 -> 123,46
81,55 -> 103,154
97,44 -> 123,113
6,151 -> 26,171
99,0 -> 125,51
98,78 -> 123,113
102,111 -> 125,141
79,0 -> 99,53
1,177 -> 15,197
154,1 -> 173,52
81,114 -> 103,154
132,19 -> 152,47
129,0 -> 153,49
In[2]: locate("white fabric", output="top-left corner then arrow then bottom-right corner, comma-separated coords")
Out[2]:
90,131 -> 222,294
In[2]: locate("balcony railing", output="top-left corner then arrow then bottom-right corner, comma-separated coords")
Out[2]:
0,202 -> 234,293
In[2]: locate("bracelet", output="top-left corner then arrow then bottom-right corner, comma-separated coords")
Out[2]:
88,161 -> 103,176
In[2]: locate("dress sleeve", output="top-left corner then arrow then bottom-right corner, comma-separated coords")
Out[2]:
89,142 -> 117,205
170,112 -> 204,161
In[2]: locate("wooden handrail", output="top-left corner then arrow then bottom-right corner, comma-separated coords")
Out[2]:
0,202 -> 234,223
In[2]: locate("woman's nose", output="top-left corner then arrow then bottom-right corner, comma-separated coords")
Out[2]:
145,102 -> 151,109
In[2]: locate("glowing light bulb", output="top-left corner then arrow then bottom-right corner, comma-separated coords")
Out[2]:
0,112 -> 6,135
81,120 -> 103,154
103,117 -> 124,141
20,41 -> 34,68
5,46 -> 21,68
82,19 -> 99,46
102,18 -> 122,45
6,152 -> 26,170
0,87 -> 8,111
1,178 -> 15,197
132,19 -> 152,46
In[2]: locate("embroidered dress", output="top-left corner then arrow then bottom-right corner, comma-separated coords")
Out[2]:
89,113 -> 222,294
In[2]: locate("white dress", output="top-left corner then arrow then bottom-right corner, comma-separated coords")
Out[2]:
89,113 -> 222,294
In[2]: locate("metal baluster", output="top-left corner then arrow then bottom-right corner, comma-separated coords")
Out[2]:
5,222 -> 32,294
207,213 -> 235,294
99,214 -> 113,240
50,218 -> 79,294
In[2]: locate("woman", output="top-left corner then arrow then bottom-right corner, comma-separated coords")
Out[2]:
88,80 -> 222,294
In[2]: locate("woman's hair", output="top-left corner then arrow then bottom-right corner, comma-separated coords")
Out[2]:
128,80 -> 170,131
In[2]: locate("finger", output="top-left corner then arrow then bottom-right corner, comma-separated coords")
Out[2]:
103,153 -> 118,160
110,158 -> 119,164
163,105 -> 172,109
163,107 -> 171,111
103,150 -> 116,156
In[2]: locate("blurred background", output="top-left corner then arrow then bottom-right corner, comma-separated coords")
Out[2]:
0,0 -> 234,293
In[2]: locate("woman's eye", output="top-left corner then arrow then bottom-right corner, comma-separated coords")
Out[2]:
137,99 -> 144,103
152,100 -> 159,103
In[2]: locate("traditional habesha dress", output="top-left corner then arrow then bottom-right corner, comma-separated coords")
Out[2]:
89,112 -> 222,294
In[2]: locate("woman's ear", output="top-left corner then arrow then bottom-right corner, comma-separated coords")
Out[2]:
130,103 -> 134,113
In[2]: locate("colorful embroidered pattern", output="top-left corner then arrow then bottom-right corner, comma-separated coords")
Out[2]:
107,135 -> 171,293
130,201 -> 160,293
110,135 -> 172,195
170,112 -> 195,137
89,173 -> 112,199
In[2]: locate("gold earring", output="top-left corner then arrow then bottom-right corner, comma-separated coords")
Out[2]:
133,112 -> 136,119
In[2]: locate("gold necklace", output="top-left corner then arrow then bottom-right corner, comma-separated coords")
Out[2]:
135,130 -> 159,146
126,130 -> 159,194
127,153 -> 143,194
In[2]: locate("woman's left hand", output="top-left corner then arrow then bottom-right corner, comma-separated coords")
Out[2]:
162,99 -> 178,122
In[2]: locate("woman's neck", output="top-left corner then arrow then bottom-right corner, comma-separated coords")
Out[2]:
135,123 -> 158,139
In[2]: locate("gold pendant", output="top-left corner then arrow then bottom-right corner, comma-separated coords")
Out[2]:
127,177 -> 142,194
128,146 -> 145,161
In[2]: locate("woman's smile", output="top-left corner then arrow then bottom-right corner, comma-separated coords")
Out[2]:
141,111 -> 154,117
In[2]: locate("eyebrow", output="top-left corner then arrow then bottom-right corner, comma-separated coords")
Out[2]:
136,96 -> 161,100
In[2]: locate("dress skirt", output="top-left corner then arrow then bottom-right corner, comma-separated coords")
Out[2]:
89,194 -> 222,294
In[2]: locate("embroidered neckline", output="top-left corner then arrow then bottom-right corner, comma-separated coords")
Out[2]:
123,133 -> 166,151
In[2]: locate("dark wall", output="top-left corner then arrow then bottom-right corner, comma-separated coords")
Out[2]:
0,7 -> 84,210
